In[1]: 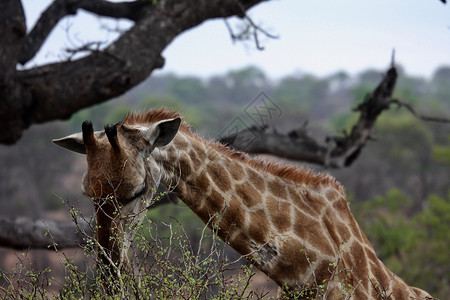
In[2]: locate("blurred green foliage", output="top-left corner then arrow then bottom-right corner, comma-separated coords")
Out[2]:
352,189 -> 450,298
273,75 -> 329,113
167,76 -> 208,105
433,135 -> 450,164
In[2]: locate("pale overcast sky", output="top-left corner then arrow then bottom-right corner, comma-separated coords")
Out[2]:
22,0 -> 450,79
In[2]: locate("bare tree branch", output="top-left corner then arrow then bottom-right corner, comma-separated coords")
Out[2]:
390,99 -> 450,123
18,0 -> 152,64
224,6 -> 278,51
0,0 -> 267,144
219,61 -> 449,168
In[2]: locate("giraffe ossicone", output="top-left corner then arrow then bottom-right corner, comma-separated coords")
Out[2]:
53,108 -> 433,299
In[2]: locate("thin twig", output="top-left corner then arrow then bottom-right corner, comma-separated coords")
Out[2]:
390,98 -> 450,123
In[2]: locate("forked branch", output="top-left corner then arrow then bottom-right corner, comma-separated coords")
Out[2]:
219,58 -> 450,168
224,3 -> 278,50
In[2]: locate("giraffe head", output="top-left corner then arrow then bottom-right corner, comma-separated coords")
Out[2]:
54,117 -> 181,205
53,115 -> 181,272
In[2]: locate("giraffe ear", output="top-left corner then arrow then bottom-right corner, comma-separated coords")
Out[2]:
53,132 -> 86,154
53,131 -> 104,154
146,117 -> 182,148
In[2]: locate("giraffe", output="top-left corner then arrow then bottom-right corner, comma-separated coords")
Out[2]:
53,108 -> 434,299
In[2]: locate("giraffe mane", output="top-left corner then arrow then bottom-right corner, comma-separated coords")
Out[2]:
124,108 -> 344,193
123,108 -> 191,132
209,140 -> 345,192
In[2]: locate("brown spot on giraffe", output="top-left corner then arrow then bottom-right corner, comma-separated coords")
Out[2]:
178,154 -> 193,178
371,261 -> 391,294
313,259 -> 333,283
196,189 -> 226,223
207,162 -> 232,191
335,223 -> 351,243
365,248 -> 379,267
353,286 -> 368,299
311,234 -> 335,258
191,142 -> 207,162
247,168 -> 265,188
272,240 -> 310,283
235,182 -> 262,207
292,208 -> 317,238
173,135 -> 189,150
195,171 -> 210,192
229,162 -> 245,181
53,108 -> 433,298
266,197 -> 291,233
322,213 -> 342,246
392,284 -> 407,299
218,196 -> 246,239
229,232 -> 251,256
350,242 -> 367,266
332,197 -> 350,214
267,178 -> 288,199
248,209 -> 270,244
188,148 -> 202,169
302,189 -> 326,213
292,210 -> 335,257
289,186 -> 316,216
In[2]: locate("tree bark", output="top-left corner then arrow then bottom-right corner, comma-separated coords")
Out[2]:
0,217 -> 93,250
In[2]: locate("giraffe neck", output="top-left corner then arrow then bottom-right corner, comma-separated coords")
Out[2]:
154,131 -> 290,254
152,131 -> 335,278
155,132 -> 250,242
151,131 -> 431,299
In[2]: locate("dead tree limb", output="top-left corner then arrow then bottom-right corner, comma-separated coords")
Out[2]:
219,62 -> 449,168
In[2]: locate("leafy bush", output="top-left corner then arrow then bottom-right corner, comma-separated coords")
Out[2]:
0,203 -> 268,299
